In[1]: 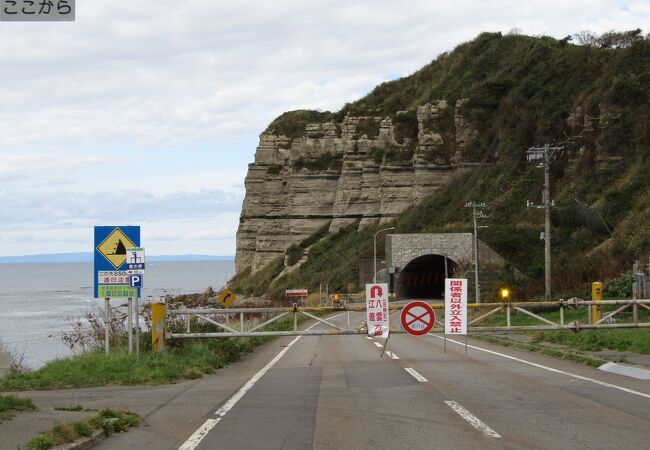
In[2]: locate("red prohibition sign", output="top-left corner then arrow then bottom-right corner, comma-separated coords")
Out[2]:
400,301 -> 436,336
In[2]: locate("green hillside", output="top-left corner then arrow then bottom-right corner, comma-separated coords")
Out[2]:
232,30 -> 650,300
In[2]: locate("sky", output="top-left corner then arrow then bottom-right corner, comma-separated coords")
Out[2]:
1,1 -> 649,257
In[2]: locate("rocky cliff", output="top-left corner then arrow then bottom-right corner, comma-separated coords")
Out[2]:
236,101 -> 478,273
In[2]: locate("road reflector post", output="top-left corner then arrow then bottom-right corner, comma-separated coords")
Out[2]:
152,301 -> 166,352
591,282 -> 603,324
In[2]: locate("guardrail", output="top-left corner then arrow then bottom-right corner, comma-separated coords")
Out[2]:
163,299 -> 650,340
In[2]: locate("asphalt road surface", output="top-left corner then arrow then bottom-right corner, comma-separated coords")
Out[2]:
95,311 -> 650,450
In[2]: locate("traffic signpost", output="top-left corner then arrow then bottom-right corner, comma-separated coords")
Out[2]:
286,289 -> 308,297
126,247 -> 145,358
366,283 -> 389,338
217,288 -> 237,308
94,226 -> 141,356
400,301 -> 436,336
126,247 -> 145,274
444,278 -> 468,353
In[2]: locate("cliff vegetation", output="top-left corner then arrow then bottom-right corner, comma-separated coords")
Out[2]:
232,30 -> 650,299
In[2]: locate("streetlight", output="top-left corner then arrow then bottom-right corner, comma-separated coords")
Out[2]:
374,227 -> 395,283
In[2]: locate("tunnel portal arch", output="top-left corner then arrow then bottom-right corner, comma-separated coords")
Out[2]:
396,254 -> 458,299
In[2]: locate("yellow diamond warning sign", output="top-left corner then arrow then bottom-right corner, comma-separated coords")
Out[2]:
96,227 -> 137,270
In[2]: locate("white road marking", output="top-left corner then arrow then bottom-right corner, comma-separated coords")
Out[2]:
178,419 -> 221,450
430,334 -> 650,400
178,312 -> 346,450
404,367 -> 428,383
373,341 -> 383,348
365,336 -> 373,340
445,401 -> 501,438
385,351 -> 400,360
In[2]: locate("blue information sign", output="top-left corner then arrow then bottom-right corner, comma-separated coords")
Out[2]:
129,275 -> 143,288
94,226 -> 141,299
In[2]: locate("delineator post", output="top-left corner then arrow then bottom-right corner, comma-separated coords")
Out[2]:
591,282 -> 603,324
152,301 -> 166,352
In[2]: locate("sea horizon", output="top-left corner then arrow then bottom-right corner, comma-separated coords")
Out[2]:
0,260 -> 235,368
0,252 -> 234,264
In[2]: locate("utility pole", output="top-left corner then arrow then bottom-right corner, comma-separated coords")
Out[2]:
526,144 -> 563,301
464,201 -> 488,303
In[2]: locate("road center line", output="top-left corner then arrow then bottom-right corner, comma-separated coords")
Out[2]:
404,367 -> 428,383
178,312 -> 346,450
430,334 -> 650,400
445,401 -> 501,438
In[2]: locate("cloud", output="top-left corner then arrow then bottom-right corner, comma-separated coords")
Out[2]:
0,189 -> 243,227
1,1 -> 644,152
1,0 -> 648,255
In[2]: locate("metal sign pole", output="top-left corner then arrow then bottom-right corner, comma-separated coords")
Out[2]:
135,294 -> 140,358
104,298 -> 110,355
127,297 -> 133,355
381,335 -> 389,358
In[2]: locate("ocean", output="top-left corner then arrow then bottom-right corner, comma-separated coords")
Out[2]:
0,260 -> 235,369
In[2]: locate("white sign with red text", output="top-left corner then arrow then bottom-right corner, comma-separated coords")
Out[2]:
286,289 -> 308,297
444,278 -> 467,335
366,283 -> 389,338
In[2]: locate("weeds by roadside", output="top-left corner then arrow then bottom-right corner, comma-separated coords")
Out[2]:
0,394 -> 36,422
26,408 -> 140,450
0,310 -> 305,390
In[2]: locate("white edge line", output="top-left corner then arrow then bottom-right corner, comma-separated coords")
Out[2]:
430,334 -> 650,400
178,418 -> 221,450
365,336 -> 373,340
445,401 -> 501,438
178,312 -> 346,450
373,341 -> 383,348
404,367 -> 428,383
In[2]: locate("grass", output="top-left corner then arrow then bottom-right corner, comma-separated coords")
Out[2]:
472,334 -> 608,368
0,337 -> 266,391
0,313 -> 309,391
470,305 -> 650,364
533,328 -> 650,353
0,394 -> 36,421
26,408 -> 140,450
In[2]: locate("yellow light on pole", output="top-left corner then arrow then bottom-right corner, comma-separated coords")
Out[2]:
500,288 -> 510,301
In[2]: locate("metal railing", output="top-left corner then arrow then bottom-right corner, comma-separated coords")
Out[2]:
164,299 -> 650,339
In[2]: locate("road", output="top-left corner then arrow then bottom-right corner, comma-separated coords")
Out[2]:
95,311 -> 650,450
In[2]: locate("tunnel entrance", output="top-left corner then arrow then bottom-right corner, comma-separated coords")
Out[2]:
397,254 -> 457,300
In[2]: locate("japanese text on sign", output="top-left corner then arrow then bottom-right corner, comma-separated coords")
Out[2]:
366,283 -> 389,338
1,0 -> 75,21
444,278 -> 467,335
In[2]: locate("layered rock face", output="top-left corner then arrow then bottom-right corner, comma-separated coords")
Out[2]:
236,101 -> 477,273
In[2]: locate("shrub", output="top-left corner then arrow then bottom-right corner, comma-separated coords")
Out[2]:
286,245 -> 303,266
266,110 -> 334,138
266,164 -> 283,175
355,118 -> 381,138
292,152 -> 342,172
393,111 -> 419,144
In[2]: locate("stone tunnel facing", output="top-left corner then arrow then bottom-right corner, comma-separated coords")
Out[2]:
396,254 -> 457,299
